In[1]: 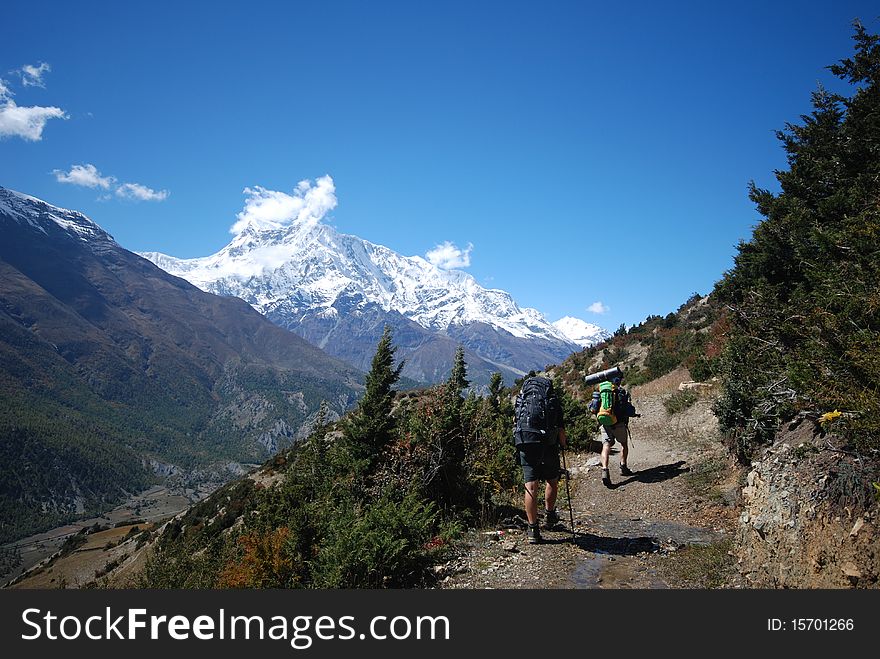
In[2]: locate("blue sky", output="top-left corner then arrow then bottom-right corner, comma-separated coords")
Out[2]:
2,1 -> 876,332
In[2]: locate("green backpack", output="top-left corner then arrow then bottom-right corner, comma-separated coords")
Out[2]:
597,381 -> 618,427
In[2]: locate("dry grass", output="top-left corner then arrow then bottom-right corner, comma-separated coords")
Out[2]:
10,523 -> 153,589
658,538 -> 737,588
630,366 -> 692,397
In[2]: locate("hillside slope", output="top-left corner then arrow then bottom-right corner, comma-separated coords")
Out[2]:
13,369 -> 746,590
0,187 -> 363,543
553,292 -> 727,398
13,317 -> 877,590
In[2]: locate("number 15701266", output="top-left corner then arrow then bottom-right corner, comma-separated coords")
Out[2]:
768,619 -> 854,631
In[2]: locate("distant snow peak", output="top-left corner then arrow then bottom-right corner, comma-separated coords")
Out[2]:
231,176 -> 336,235
552,316 -> 610,348
139,177 -> 602,370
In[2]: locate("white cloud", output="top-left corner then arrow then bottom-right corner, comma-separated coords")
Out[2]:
20,62 -> 51,88
51,162 -> 169,202
230,175 -> 337,234
116,182 -> 170,202
0,69 -> 67,141
426,241 -> 473,270
0,99 -> 67,141
53,163 -> 116,189
587,301 -> 609,314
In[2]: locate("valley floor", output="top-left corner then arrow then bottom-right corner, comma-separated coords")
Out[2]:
2,483 -> 213,588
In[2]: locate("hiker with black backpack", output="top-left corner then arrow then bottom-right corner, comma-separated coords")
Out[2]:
513,373 -> 568,544
588,375 -> 638,488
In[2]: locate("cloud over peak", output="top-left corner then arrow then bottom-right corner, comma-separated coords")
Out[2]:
231,175 -> 337,234
426,241 -> 473,270
587,301 -> 609,314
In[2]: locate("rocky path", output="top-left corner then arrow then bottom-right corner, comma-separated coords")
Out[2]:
440,379 -> 745,589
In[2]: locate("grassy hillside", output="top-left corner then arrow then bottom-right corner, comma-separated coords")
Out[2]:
552,293 -> 727,399
135,340 -> 523,588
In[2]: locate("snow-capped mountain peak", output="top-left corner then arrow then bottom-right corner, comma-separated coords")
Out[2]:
144,218 -> 579,343
552,316 -> 611,348
0,187 -> 114,244
139,178 -> 609,380
1,182 -> 608,384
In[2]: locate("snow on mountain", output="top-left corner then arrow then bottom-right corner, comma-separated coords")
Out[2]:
140,179 -> 586,352
0,187 -> 115,244
0,183 -> 607,384
552,316 -> 611,348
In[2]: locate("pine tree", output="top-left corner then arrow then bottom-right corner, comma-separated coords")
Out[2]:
342,326 -> 404,468
487,372 -> 505,413
715,22 -> 880,457
446,346 -> 469,402
410,345 -> 473,512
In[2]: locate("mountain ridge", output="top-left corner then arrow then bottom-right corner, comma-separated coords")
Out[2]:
0,186 -> 364,542
140,179 -> 608,383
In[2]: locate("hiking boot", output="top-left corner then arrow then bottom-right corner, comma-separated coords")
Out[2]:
601,469 -> 612,488
527,523 -> 542,544
620,464 -> 633,476
544,509 -> 560,530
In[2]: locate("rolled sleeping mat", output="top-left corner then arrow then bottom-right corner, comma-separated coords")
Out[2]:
584,365 -> 623,386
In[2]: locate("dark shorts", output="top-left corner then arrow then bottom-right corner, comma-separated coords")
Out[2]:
516,443 -> 561,483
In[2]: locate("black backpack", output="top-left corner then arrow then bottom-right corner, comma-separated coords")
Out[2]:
513,377 -> 560,446
613,386 -> 637,422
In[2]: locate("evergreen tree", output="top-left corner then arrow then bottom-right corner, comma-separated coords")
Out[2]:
342,326 -> 404,469
446,346 -> 470,406
487,372 -> 505,413
438,345 -> 470,505
715,22 -> 880,458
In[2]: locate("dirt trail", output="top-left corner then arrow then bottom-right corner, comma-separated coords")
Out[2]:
440,375 -> 745,589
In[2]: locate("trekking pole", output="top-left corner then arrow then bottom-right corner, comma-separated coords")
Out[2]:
560,446 -> 575,542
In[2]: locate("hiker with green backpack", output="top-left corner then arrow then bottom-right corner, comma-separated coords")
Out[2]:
588,375 -> 638,488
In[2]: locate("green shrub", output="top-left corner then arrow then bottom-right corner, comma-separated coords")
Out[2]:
310,492 -> 438,588
689,356 -> 719,383
715,24 -> 880,460
664,390 -> 698,415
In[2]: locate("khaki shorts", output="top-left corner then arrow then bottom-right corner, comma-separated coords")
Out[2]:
602,423 -> 628,447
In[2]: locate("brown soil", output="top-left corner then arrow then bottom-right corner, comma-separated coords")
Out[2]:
439,373 -> 746,589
